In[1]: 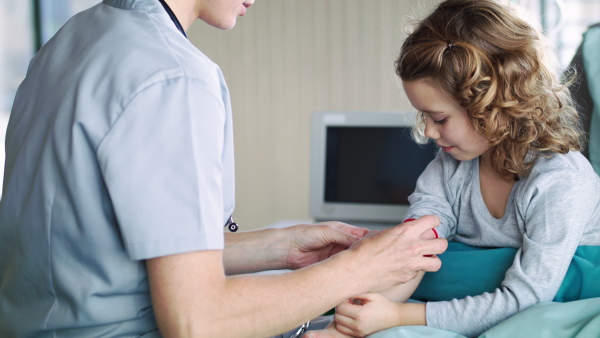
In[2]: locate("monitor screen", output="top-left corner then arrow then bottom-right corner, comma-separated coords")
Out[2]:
324,126 -> 438,205
309,111 -> 438,226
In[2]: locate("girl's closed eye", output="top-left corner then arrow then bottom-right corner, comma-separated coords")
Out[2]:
434,117 -> 448,125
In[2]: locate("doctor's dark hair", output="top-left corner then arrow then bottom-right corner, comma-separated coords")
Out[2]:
395,0 -> 581,178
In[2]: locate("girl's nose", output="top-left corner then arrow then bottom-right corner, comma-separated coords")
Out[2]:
423,118 -> 440,140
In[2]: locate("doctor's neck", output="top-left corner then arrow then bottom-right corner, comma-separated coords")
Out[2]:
162,0 -> 198,32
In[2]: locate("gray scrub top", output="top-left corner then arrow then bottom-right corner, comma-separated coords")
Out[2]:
0,0 -> 234,336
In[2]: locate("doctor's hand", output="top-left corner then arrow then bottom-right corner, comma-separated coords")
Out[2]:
283,222 -> 370,270
344,215 -> 447,294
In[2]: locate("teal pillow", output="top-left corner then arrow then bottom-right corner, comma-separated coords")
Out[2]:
555,246 -> 600,302
412,243 -> 600,302
412,242 -> 516,302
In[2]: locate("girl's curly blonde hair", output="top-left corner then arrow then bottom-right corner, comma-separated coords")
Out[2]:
395,0 -> 581,178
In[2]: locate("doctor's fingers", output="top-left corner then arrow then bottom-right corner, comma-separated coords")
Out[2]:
388,215 -> 440,238
330,221 -> 370,239
389,231 -> 447,258
380,243 -> 444,281
420,237 -> 448,258
413,251 -> 444,273
311,222 -> 368,246
394,236 -> 446,273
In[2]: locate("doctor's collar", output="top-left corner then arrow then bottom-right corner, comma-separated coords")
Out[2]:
158,0 -> 187,38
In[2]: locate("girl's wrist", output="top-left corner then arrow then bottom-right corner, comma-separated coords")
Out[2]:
398,302 -> 427,326
391,301 -> 405,328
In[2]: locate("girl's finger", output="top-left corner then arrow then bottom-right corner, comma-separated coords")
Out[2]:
335,301 -> 360,318
334,322 -> 357,337
333,311 -> 354,327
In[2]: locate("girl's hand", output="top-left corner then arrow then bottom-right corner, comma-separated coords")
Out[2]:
333,293 -> 400,337
333,294 -> 427,337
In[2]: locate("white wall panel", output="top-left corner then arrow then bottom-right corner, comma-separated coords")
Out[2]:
188,0 -> 438,230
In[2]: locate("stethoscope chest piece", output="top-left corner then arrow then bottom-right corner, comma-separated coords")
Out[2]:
224,216 -> 238,232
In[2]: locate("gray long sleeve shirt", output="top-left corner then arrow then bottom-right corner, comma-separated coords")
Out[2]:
405,150 -> 600,337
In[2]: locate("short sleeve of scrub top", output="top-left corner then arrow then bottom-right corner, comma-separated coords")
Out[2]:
97,75 -> 227,260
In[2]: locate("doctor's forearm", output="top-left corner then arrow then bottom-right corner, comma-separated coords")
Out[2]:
223,228 -> 289,274
221,256 -> 366,336
149,249 -> 373,338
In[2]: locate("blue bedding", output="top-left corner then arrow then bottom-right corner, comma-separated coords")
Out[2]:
368,243 -> 600,337
370,298 -> 600,338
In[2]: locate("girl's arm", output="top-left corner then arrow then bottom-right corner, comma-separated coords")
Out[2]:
425,168 -> 599,337
379,270 -> 425,302
405,151 -> 458,238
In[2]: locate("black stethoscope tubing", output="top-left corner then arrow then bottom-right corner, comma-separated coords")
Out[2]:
158,0 -> 187,38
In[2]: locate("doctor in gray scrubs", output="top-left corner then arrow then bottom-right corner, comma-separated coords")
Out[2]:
0,0 -> 447,337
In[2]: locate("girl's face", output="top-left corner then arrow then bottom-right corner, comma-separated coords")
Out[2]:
197,0 -> 254,30
402,78 -> 490,162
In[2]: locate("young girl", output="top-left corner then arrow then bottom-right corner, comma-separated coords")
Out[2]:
307,0 -> 600,337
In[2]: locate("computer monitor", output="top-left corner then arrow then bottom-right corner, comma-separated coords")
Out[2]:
309,111 -> 438,228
